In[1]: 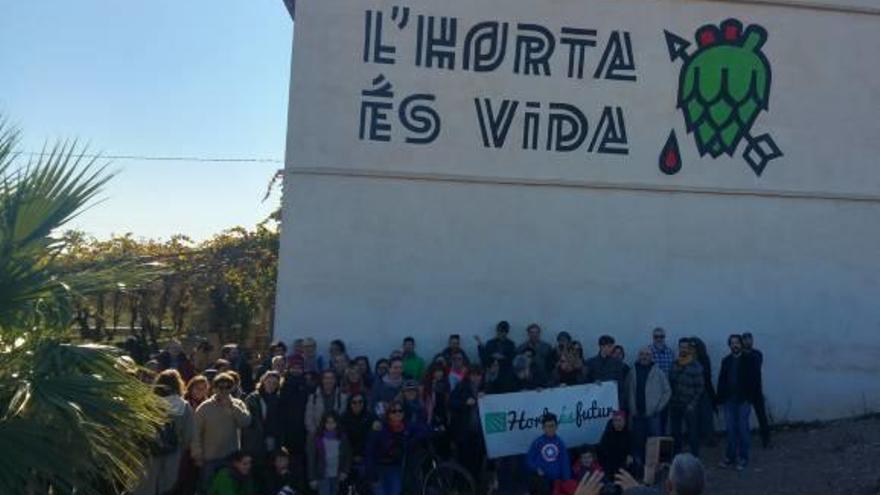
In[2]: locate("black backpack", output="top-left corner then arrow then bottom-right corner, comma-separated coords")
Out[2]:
152,418 -> 179,455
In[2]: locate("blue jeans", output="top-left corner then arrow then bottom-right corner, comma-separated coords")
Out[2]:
670,406 -> 700,457
631,414 -> 663,464
374,465 -> 402,495
724,401 -> 751,464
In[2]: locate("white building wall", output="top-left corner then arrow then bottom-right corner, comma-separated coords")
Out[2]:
276,0 -> 880,420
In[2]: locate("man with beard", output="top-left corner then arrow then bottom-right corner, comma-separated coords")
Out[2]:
716,334 -> 761,471
475,320 -> 516,367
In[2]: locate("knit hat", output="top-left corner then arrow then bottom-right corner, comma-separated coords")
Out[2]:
513,355 -> 529,371
613,410 -> 628,420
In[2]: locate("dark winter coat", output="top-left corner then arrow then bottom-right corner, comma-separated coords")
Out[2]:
341,409 -> 376,460
279,373 -> 311,450
584,354 -> 626,384
597,421 -> 631,479
478,337 -> 517,367
241,389 -> 283,458
448,379 -> 483,441
485,366 -> 521,395
716,353 -> 762,405
366,421 -> 428,478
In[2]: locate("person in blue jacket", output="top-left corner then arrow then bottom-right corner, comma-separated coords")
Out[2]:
526,413 -> 571,494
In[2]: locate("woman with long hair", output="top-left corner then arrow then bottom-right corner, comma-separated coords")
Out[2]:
342,363 -> 369,396
242,371 -> 283,471
367,399 -> 427,495
185,374 -> 210,410
305,370 -> 349,435
691,336 -> 717,446
422,363 -> 449,431
133,369 -> 194,495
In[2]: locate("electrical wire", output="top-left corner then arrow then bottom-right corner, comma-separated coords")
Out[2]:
22,151 -> 283,164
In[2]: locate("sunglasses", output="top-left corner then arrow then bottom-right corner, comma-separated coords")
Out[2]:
653,335 -> 665,339
216,384 -> 232,391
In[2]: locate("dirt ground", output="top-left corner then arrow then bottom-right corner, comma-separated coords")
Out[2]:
701,415 -> 880,495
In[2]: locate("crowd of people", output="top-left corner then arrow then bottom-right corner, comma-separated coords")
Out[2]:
129,322 -> 768,495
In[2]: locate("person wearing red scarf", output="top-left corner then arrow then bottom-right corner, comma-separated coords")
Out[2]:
367,400 -> 428,495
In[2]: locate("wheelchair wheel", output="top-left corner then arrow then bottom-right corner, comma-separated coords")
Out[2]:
422,461 -> 476,495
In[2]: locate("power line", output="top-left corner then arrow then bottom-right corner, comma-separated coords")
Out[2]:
22,151 -> 283,164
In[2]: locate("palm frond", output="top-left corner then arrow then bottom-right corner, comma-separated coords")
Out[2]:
0,342 -> 167,495
0,117 -> 168,494
0,128 -> 115,335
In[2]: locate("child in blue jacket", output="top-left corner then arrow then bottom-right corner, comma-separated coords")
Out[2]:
527,413 -> 571,494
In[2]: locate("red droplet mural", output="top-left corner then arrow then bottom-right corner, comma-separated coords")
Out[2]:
659,130 -> 682,175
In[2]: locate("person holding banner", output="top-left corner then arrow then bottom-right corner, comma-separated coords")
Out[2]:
449,365 -> 488,485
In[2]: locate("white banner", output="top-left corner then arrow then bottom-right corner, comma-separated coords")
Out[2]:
478,382 -> 619,459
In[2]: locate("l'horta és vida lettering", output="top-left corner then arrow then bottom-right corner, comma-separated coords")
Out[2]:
488,400 -> 616,434
357,7 -> 635,155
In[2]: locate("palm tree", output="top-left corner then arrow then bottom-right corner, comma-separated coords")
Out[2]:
0,119 -> 167,494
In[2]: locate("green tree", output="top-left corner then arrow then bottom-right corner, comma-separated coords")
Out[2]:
0,120 -> 166,494
56,217 -> 279,356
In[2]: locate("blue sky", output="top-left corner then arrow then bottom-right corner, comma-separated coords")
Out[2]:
0,1 -> 292,240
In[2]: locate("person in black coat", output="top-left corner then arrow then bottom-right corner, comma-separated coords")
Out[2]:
242,371 -> 284,473
448,366 -> 487,484
597,411 -> 633,482
691,336 -> 717,446
279,355 -> 313,478
485,353 -> 521,394
221,343 -> 255,394
341,392 -> 376,463
475,320 -> 517,368
716,334 -> 761,470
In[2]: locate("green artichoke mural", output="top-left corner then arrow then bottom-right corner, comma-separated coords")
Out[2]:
662,19 -> 783,176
